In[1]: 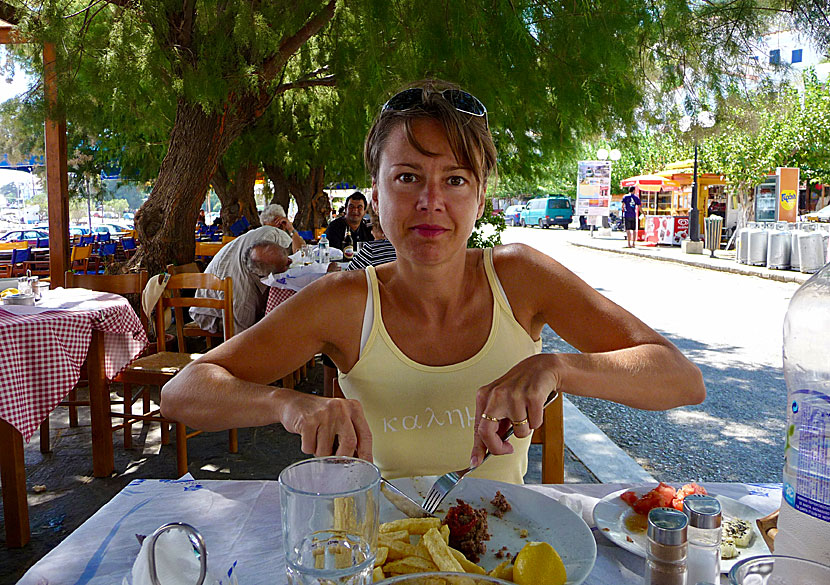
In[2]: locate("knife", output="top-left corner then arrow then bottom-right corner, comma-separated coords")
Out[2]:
380,478 -> 435,518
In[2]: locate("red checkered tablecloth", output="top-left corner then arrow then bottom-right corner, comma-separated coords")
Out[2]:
265,287 -> 296,314
0,290 -> 148,441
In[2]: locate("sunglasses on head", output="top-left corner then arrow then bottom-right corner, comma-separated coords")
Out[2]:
382,87 -> 487,119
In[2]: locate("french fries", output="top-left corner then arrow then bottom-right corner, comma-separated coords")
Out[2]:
373,519 -> 490,583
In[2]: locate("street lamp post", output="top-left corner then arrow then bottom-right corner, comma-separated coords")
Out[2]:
679,112 -> 715,246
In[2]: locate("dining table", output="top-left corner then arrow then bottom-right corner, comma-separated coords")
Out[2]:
16,477 -> 781,584
0,288 -> 148,547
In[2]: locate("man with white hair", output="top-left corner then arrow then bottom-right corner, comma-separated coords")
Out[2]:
190,204 -> 299,334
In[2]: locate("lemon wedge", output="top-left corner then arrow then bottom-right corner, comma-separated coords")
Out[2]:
1,288 -> 20,297
513,541 -> 567,585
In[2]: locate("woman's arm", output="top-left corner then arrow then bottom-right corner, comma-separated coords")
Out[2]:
161,271 -> 373,459
471,243 -> 704,463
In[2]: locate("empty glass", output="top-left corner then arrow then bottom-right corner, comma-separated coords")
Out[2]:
301,244 -> 313,265
280,457 -> 380,585
728,554 -> 830,585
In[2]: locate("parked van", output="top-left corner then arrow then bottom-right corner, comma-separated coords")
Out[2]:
520,195 -> 573,229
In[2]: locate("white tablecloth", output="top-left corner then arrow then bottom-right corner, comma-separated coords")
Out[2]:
19,479 -> 781,585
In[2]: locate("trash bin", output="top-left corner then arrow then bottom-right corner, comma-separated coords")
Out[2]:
798,232 -> 825,273
747,228 -> 768,266
767,230 -> 791,270
704,216 -> 723,258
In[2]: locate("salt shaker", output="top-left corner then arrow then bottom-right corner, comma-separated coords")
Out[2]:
683,494 -> 722,585
646,507 -> 688,585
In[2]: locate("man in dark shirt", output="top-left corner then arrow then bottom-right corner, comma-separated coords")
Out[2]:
324,191 -> 375,250
622,186 -> 642,248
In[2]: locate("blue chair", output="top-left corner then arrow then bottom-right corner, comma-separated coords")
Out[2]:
37,238 -> 49,248
96,232 -> 111,243
9,247 -> 32,277
80,235 -> 94,246
99,242 -> 117,257
121,237 -> 136,250
297,230 -> 313,242
228,217 -> 249,236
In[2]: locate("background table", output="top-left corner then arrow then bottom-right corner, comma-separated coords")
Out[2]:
17,478 -> 781,584
0,288 -> 147,547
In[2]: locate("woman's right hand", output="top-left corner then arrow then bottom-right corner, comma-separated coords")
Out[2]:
279,392 -> 374,461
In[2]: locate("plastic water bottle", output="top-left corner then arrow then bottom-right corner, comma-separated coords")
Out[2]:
777,259 -> 830,565
316,234 -> 330,264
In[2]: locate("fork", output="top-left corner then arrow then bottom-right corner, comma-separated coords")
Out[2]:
421,392 -> 558,514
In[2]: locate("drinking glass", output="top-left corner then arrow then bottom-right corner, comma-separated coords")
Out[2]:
301,244 -> 313,265
17,276 -> 32,296
280,457 -> 380,585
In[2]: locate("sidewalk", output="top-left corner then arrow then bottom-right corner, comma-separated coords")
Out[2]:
571,229 -> 812,285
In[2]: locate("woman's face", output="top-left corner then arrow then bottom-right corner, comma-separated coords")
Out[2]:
372,118 -> 485,265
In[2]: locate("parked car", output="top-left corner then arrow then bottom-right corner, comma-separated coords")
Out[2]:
799,204 -> 830,223
519,195 -> 574,228
503,204 -> 525,226
69,225 -> 92,236
0,229 -> 49,243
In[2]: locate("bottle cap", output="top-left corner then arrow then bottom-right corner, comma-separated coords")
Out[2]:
683,494 -> 722,529
647,507 -> 688,545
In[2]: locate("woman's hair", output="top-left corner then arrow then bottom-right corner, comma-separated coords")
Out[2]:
364,80 -> 497,191
260,204 -> 286,225
368,204 -> 383,234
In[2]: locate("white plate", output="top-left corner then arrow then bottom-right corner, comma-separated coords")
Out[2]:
384,477 -> 596,585
593,486 -> 769,573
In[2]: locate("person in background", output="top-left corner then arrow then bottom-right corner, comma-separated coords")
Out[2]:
191,240 -> 291,335
622,186 -> 642,248
324,192 -> 375,250
197,209 -> 207,229
346,205 -> 396,271
259,204 -> 305,254
189,204 -> 298,334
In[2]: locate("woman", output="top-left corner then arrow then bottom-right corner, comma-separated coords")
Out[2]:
162,81 -> 704,483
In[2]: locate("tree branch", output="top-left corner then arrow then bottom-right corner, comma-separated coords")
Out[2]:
273,74 -> 336,94
262,0 -> 337,81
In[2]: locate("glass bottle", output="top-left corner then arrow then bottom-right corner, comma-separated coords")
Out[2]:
343,228 -> 354,260
683,494 -> 721,585
646,507 -> 688,585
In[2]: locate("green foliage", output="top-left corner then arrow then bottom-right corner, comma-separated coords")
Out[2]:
468,198 -> 505,248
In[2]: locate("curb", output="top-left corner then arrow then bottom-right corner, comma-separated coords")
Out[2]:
562,396 -> 656,484
571,240 -> 810,285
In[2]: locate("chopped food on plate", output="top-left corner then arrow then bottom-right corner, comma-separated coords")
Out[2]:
491,490 -> 511,518
721,538 -> 739,559
723,518 -> 752,547
442,499 -> 490,563
620,482 -> 708,515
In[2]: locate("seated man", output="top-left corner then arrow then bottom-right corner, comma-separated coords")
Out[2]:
190,239 -> 291,335
324,191 -> 374,250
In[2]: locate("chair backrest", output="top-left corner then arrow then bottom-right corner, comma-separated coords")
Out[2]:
157,272 -> 234,352
96,232 -> 111,243
297,230 -> 314,242
228,216 -> 249,236
165,262 -> 201,275
11,247 -> 31,264
80,235 -> 95,245
37,238 -> 49,248
530,393 -> 565,483
195,241 -> 223,258
71,245 -> 92,261
221,235 -> 236,245
64,270 -> 150,329
121,237 -> 136,250
99,242 -> 117,257
0,241 -> 28,251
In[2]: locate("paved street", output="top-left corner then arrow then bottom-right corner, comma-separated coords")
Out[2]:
501,226 -> 801,483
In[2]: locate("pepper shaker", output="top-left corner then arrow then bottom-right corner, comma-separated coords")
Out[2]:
646,507 -> 688,585
683,494 -> 722,585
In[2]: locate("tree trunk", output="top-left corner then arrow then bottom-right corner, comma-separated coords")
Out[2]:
131,99 -> 249,274
289,165 -> 329,231
212,161 -> 261,232
263,163 -> 292,212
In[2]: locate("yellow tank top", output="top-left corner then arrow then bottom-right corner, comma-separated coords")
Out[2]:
339,248 -> 542,484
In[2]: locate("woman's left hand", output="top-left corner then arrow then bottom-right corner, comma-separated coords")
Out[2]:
470,354 -> 560,467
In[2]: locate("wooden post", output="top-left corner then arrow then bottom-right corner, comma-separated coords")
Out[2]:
44,42 -> 70,287
87,330 -> 114,477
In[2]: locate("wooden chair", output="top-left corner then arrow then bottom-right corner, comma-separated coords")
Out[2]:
70,245 -> 95,274
164,263 -> 225,351
116,272 -> 238,476
221,235 -> 236,245
195,241 -> 223,261
0,241 -> 28,251
40,271 -> 150,453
